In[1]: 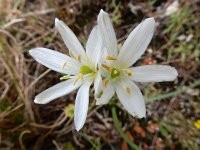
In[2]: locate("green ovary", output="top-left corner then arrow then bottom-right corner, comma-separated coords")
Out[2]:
111,68 -> 120,78
80,65 -> 93,75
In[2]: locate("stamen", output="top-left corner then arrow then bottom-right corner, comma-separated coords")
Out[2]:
101,63 -> 111,72
106,56 -> 118,60
77,55 -> 81,63
73,73 -> 83,85
69,51 -> 75,58
125,69 -> 132,77
62,61 -> 67,69
103,78 -> 109,88
60,75 -> 71,80
126,86 -> 131,96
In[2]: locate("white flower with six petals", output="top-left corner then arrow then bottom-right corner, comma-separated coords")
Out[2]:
96,10 -> 178,118
29,18 -> 103,131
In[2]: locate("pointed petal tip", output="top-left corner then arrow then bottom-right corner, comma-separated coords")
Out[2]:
172,67 -> 178,79
29,48 -> 37,56
145,17 -> 155,26
29,49 -> 33,55
137,113 -> 146,119
34,98 -> 43,104
55,18 -> 63,28
74,121 -> 83,131
55,18 -> 59,23
147,17 -> 155,21
99,9 -> 108,17
28,47 -> 42,56
132,109 -> 146,119
34,97 -> 50,105
55,18 -> 60,26
75,126 -> 80,131
128,108 -> 146,119
100,9 -> 105,14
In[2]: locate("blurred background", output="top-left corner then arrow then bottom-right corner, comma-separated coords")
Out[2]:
0,0 -> 200,149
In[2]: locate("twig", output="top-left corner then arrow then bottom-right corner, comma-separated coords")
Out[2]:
27,69 -> 51,91
52,140 -> 62,150
30,112 -> 67,129
0,79 -> 9,100
1,18 -> 25,29
19,130 -> 31,150
0,103 -> 24,119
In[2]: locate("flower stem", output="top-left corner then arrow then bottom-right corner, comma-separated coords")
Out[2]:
111,106 -> 142,150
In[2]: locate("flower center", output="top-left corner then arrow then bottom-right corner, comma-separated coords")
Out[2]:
111,68 -> 120,78
80,65 -> 93,75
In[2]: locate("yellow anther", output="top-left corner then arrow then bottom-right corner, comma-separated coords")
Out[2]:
103,78 -> 109,88
77,55 -> 81,63
60,75 -> 71,80
126,86 -> 131,96
101,63 -> 111,72
62,61 -> 67,69
69,51 -> 75,58
106,56 -> 118,60
73,73 -> 83,85
125,69 -> 132,77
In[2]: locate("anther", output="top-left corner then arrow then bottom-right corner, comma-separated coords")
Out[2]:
60,75 -> 71,80
126,86 -> 131,96
101,63 -> 111,72
62,61 -> 67,69
69,51 -> 75,58
106,56 -> 118,60
125,69 -> 132,77
103,78 -> 109,88
77,55 -> 81,63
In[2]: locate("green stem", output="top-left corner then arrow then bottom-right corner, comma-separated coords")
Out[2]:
146,79 -> 200,102
111,106 -> 142,150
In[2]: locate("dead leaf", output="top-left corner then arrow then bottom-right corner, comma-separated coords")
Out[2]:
133,126 -> 146,137
121,141 -> 129,150
147,123 -> 159,133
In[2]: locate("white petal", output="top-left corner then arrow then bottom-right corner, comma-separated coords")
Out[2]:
29,48 -> 80,75
74,82 -> 91,131
55,18 -> 86,57
86,26 -> 103,67
115,79 -> 146,118
34,78 -> 81,104
98,47 -> 108,66
129,65 -> 178,82
96,80 -> 115,105
118,18 -> 155,68
94,72 -> 103,97
97,9 -> 118,57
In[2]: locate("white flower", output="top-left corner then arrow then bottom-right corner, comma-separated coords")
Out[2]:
29,18 -> 103,131
96,10 -> 178,118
